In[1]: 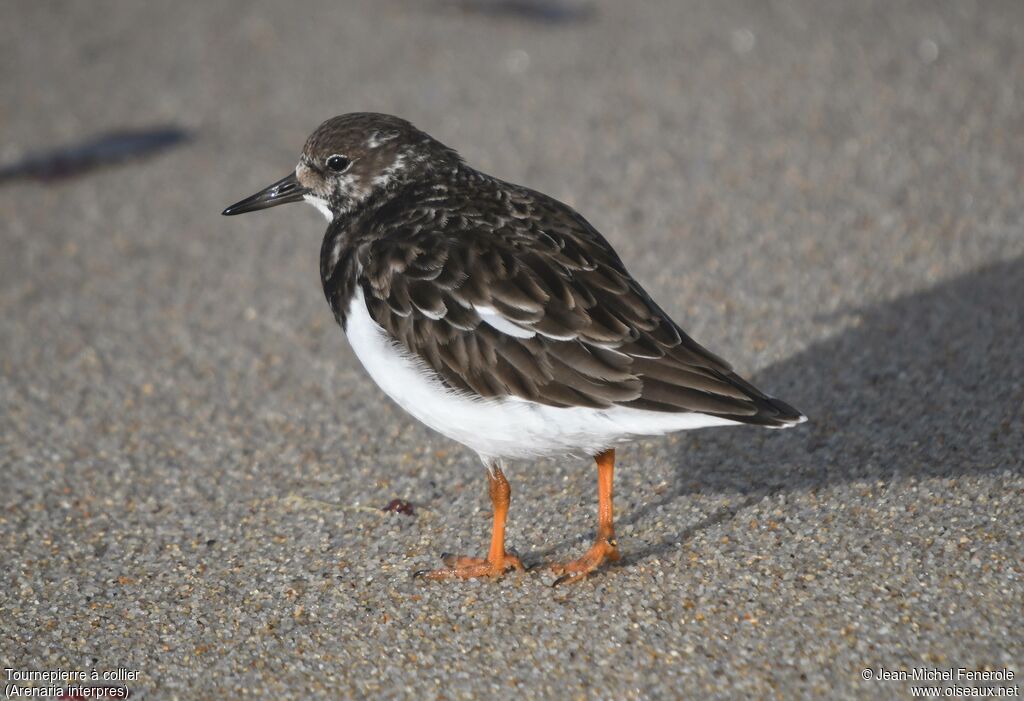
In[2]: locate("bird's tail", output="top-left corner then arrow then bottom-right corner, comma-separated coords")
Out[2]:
716,371 -> 807,428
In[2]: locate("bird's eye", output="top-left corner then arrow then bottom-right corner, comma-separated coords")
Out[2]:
326,155 -> 351,172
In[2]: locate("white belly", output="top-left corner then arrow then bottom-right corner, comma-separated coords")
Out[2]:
344,288 -> 739,460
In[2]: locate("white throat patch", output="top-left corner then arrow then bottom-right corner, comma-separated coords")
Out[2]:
304,194 -> 333,221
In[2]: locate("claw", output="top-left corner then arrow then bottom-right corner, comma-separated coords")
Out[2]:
552,573 -> 574,587
548,535 -> 620,585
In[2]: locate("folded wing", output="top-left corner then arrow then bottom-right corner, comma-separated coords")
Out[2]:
356,183 -> 803,427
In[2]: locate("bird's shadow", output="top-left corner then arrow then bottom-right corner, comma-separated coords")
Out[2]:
522,257 -> 1023,566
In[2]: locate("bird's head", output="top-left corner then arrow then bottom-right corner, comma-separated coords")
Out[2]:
222,113 -> 460,221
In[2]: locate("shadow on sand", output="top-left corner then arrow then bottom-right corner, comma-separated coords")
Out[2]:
528,257 -> 1023,566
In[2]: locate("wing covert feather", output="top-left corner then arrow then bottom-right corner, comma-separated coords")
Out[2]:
355,181 -> 796,424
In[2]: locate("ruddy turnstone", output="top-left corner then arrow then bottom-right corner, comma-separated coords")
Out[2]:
223,113 -> 805,584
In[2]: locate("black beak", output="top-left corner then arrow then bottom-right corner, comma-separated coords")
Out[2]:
222,172 -> 310,215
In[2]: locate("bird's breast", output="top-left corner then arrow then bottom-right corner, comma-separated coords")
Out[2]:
319,232 -> 361,330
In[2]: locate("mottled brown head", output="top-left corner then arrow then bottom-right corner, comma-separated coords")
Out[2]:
223,112 -> 461,220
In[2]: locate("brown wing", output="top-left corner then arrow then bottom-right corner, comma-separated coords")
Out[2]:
356,181 -> 802,426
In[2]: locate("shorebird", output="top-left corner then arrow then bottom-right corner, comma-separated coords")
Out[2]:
223,113 -> 805,584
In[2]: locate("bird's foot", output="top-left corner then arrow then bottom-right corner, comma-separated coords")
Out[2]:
413,551 -> 524,581
549,536 -> 620,586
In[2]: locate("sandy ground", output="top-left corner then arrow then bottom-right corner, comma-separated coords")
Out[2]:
1,1 -> 1022,698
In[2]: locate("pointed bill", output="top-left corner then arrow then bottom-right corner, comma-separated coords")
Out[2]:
222,172 -> 309,215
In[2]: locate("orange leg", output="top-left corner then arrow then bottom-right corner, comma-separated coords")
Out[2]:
414,465 -> 524,581
551,448 -> 621,585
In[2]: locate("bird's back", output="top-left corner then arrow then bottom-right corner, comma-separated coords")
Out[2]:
337,167 -> 804,440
